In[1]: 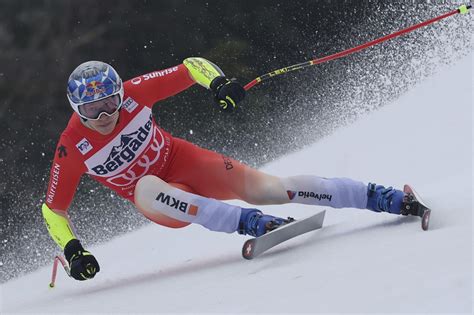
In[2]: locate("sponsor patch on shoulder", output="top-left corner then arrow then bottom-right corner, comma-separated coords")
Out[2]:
76,138 -> 93,155
122,97 -> 139,113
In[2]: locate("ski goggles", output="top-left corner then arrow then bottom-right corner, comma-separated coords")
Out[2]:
77,94 -> 123,120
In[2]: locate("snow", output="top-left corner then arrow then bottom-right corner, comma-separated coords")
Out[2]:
1,54 -> 472,314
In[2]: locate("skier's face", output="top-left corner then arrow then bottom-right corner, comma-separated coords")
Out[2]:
78,95 -> 122,120
87,110 -> 119,135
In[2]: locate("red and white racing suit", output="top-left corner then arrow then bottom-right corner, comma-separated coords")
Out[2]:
45,64 -> 251,217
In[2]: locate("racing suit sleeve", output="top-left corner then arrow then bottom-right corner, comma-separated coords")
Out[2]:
124,58 -> 225,106
43,134 -> 86,249
124,64 -> 196,106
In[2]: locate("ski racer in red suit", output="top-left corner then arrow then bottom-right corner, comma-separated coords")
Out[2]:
43,59 -> 423,281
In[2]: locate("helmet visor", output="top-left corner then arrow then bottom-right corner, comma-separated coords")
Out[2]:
77,94 -> 122,120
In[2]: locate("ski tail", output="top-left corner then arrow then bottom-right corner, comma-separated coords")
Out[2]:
403,184 -> 431,231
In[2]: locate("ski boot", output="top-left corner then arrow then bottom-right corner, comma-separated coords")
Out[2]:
238,208 -> 294,237
367,183 -> 431,230
366,183 -> 404,214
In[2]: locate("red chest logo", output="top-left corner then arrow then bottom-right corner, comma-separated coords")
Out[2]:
107,126 -> 165,187
84,108 -> 168,189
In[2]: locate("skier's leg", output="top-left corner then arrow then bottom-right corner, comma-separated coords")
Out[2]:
134,175 -> 285,236
136,182 -> 194,229
161,138 -> 403,215
280,176 -> 403,214
135,175 -> 241,233
162,138 -> 288,203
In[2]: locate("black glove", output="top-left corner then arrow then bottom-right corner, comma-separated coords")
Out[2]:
64,239 -> 100,281
210,76 -> 246,111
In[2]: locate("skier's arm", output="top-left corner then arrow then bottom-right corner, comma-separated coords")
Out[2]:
42,136 -> 83,248
183,57 -> 246,111
124,58 -> 223,105
42,137 -> 100,280
124,64 -> 196,106
42,204 -> 100,281
42,203 -> 76,249
125,57 -> 245,110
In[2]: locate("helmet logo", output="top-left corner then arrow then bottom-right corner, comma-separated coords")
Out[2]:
86,81 -> 106,97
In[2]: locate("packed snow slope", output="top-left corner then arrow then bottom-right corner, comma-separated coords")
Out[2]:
1,54 -> 472,314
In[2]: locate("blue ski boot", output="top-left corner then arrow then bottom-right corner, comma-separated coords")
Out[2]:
366,183 -> 404,214
238,208 -> 293,237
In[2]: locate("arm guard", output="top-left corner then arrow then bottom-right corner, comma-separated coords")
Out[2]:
42,203 -> 76,250
183,57 -> 224,89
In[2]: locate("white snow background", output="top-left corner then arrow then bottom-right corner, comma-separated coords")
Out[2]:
0,52 -> 472,314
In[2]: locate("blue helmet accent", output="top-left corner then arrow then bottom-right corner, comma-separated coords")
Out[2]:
66,61 -> 124,115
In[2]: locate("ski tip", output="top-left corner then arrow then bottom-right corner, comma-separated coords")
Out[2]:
242,239 -> 255,260
320,210 -> 326,221
403,184 -> 413,194
422,209 -> 431,231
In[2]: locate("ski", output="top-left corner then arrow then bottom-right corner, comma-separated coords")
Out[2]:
242,210 -> 325,260
403,184 -> 431,231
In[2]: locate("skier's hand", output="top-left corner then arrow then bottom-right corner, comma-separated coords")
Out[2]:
210,76 -> 246,111
64,239 -> 100,281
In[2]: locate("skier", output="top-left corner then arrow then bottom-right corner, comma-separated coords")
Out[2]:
43,59 -> 423,281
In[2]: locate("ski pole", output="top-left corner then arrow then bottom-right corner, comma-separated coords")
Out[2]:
49,255 -> 70,288
244,4 -> 471,91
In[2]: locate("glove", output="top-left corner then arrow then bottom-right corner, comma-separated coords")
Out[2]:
210,76 -> 246,111
64,239 -> 100,281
